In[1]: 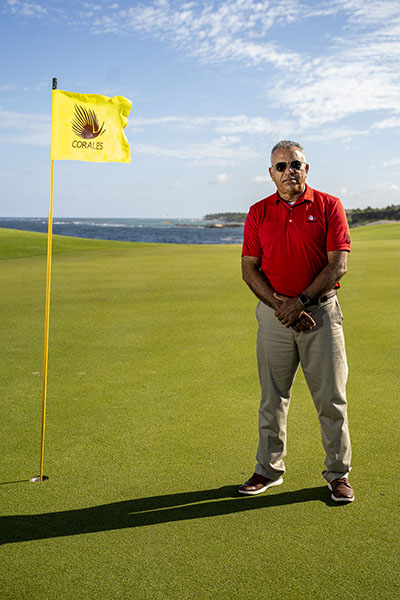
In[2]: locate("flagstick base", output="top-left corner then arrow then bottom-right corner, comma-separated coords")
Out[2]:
30,476 -> 49,483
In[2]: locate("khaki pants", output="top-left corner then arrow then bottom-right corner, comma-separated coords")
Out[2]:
254,296 -> 351,483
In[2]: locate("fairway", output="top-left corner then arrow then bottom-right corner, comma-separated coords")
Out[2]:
1,225 -> 399,599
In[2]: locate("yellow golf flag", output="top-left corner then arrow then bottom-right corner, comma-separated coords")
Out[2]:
50,90 -> 132,163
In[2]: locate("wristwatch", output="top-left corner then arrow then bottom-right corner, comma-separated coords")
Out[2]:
298,292 -> 311,307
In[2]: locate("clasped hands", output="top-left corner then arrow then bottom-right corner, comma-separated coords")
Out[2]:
273,293 -> 316,332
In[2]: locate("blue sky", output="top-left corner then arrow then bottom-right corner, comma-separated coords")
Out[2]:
1,0 -> 400,218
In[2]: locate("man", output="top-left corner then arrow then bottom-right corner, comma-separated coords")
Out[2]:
239,140 -> 354,502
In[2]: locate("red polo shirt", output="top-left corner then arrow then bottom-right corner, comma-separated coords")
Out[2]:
242,185 -> 351,296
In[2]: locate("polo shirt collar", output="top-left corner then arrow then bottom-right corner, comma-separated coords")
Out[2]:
274,184 -> 314,205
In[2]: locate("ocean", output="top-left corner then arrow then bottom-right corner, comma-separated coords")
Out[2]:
0,217 -> 244,245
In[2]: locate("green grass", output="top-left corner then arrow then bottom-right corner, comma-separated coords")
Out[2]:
1,224 -> 399,599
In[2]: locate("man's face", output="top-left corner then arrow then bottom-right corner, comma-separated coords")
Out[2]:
269,146 -> 309,199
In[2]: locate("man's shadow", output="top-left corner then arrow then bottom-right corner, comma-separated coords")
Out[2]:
0,484 -> 339,545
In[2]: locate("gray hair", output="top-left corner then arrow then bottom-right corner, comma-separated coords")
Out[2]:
270,140 -> 304,164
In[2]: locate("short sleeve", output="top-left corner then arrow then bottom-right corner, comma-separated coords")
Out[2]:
242,205 -> 263,257
326,197 -> 351,252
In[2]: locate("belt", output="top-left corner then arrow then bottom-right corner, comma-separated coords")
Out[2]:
309,290 -> 337,306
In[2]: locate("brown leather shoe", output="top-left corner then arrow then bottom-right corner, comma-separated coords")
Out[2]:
328,478 -> 355,502
238,473 -> 283,495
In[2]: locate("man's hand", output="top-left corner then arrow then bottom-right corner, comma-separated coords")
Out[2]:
292,312 -> 316,332
274,293 -> 316,331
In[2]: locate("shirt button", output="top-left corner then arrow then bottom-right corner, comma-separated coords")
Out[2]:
289,219 -> 292,223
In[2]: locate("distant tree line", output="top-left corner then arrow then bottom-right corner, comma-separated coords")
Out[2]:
204,212 -> 247,223
205,205 -> 400,226
346,204 -> 400,225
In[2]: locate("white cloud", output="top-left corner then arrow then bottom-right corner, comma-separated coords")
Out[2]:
273,45 -> 400,128
0,103 -> 370,154
172,173 -> 232,187
87,1 -> 400,130
374,181 -> 400,195
131,112 -> 371,145
302,126 -> 370,143
90,0 -> 302,67
0,109 -> 49,146
214,173 -> 230,183
135,135 -> 261,166
333,0 -> 400,24
278,1 -> 400,128
382,158 -> 400,167
339,180 -> 400,207
6,1 -> 400,133
4,1 -> 400,153
372,118 -> 400,130
195,173 -> 232,185
251,175 -> 269,183
337,186 -> 349,197
215,115 -> 294,136
132,114 -> 294,136
6,0 -> 47,17
0,84 -> 17,93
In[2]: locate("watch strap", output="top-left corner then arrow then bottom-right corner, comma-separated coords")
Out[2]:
298,292 -> 311,306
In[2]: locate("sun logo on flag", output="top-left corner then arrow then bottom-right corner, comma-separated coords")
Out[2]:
71,104 -> 106,139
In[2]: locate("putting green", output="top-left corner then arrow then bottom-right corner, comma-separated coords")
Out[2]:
1,224 -> 399,599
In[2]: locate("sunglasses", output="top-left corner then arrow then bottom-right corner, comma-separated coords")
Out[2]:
274,160 -> 305,172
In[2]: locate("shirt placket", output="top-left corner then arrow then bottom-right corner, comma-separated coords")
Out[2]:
288,200 -> 308,225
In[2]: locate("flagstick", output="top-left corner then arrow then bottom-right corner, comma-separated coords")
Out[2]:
30,160 -> 53,484
31,79 -> 58,483
40,159 -> 54,480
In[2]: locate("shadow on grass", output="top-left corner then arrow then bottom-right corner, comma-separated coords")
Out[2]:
1,484 -> 342,545
0,480 -> 30,485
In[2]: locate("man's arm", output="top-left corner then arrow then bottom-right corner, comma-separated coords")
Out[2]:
274,250 -> 348,327
242,256 -> 315,331
241,256 -> 280,310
